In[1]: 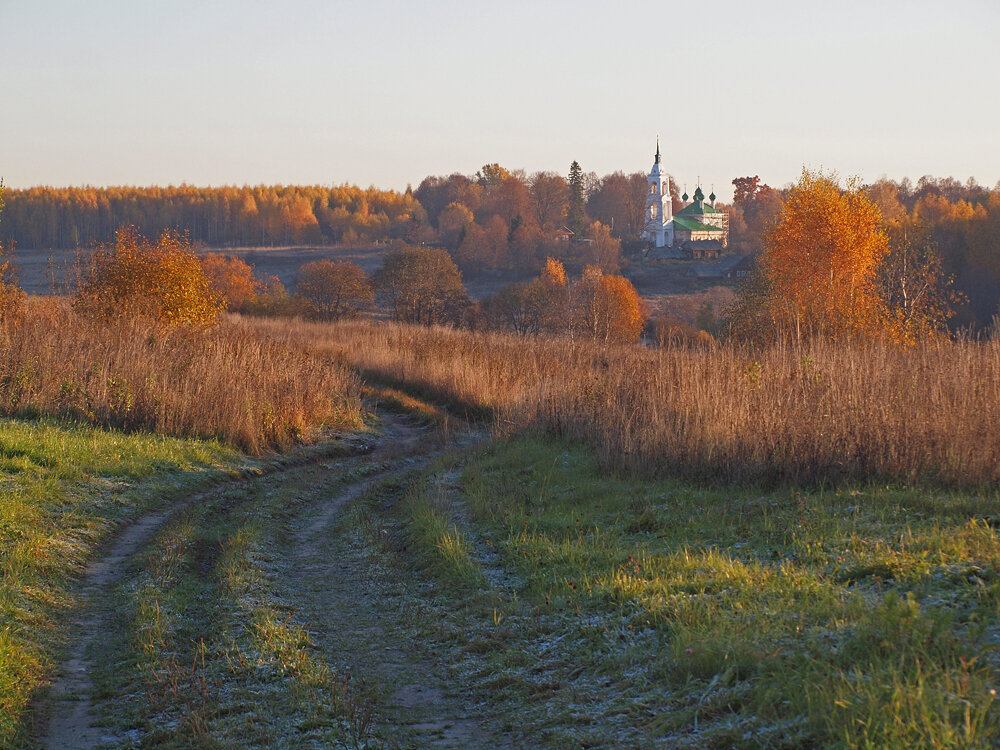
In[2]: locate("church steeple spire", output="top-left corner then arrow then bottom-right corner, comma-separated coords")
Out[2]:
643,138 -> 674,249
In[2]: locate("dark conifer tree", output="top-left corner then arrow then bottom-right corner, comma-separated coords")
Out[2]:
567,161 -> 587,235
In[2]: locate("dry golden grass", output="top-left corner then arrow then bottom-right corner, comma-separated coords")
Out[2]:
243,315 -> 1000,487
0,299 -> 362,452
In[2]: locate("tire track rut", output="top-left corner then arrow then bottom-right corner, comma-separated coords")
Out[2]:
33,412 -> 502,749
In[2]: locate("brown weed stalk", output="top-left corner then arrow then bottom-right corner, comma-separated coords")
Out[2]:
0,300 -> 362,452
244,316 -> 1000,487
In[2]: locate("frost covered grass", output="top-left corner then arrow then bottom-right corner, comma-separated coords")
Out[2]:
399,437 -> 1000,748
0,418 -> 243,748
95,452 -> 387,748
403,467 -> 486,588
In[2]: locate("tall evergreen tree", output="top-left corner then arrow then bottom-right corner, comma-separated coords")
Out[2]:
567,161 -> 586,235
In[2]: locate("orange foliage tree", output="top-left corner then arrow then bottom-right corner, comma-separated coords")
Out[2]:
0,246 -> 21,323
581,221 -> 622,272
0,180 -> 25,323
483,257 -> 571,335
760,169 -> 888,340
200,253 -> 262,310
295,260 -> 374,319
437,201 -> 475,249
574,265 -> 646,343
75,227 -> 223,328
1,184 -> 424,248
539,257 -> 569,331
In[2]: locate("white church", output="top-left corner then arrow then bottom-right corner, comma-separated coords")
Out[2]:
642,140 -> 728,259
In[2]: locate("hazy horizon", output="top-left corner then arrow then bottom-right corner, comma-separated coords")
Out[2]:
3,0 -> 999,201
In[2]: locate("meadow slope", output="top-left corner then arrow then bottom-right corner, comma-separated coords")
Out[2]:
243,316 -> 1000,487
4,314 -> 999,747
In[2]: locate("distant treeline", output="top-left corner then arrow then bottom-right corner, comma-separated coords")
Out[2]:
3,171 -> 1000,327
0,185 -> 424,249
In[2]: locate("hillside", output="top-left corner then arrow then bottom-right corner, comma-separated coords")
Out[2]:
2,314 -> 997,748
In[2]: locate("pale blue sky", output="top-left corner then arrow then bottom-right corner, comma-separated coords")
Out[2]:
2,0 -> 998,201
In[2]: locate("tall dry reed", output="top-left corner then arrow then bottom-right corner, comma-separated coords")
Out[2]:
244,316 -> 1000,487
0,300 -> 362,452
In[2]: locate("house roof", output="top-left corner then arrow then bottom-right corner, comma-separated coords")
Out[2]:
684,253 -> 752,277
716,253 -> 752,270
680,239 -> 724,252
676,201 -> 722,216
673,215 -> 724,232
647,245 -> 687,260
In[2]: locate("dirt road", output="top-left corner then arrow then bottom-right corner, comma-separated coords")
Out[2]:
33,412 -> 508,749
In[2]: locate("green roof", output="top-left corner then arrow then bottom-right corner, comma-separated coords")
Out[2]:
676,201 -> 722,216
672,215 -> 725,233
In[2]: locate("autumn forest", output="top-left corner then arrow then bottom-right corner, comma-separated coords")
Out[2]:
5,167 -> 1000,332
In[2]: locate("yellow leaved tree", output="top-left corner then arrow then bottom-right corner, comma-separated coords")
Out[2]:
759,169 -> 888,340
574,264 -> 646,343
75,227 -> 223,328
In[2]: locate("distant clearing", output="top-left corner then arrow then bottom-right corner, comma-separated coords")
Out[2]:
11,244 -> 391,297
12,243 -> 735,313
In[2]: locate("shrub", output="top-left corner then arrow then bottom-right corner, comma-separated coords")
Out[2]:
295,260 -> 374,319
200,253 -> 262,310
0,243 -> 24,325
0,180 -> 25,324
373,246 -> 468,325
75,227 -> 223,328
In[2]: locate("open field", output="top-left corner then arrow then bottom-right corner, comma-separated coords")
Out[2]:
8,408 -> 999,748
1,300 -> 362,452
3,315 -> 999,747
11,244 -> 736,315
9,244 -> 522,301
242,316 -> 1000,487
9,245 -> 393,297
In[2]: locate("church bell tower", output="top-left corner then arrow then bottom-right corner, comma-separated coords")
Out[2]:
642,138 -> 673,247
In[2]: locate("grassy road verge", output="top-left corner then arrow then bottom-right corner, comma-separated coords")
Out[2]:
0,418 -> 245,747
398,436 -> 1000,748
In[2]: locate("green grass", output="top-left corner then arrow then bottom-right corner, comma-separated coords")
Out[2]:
401,460 -> 486,588
0,417 -> 246,747
7,407 -> 999,747
398,436 -> 1000,748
